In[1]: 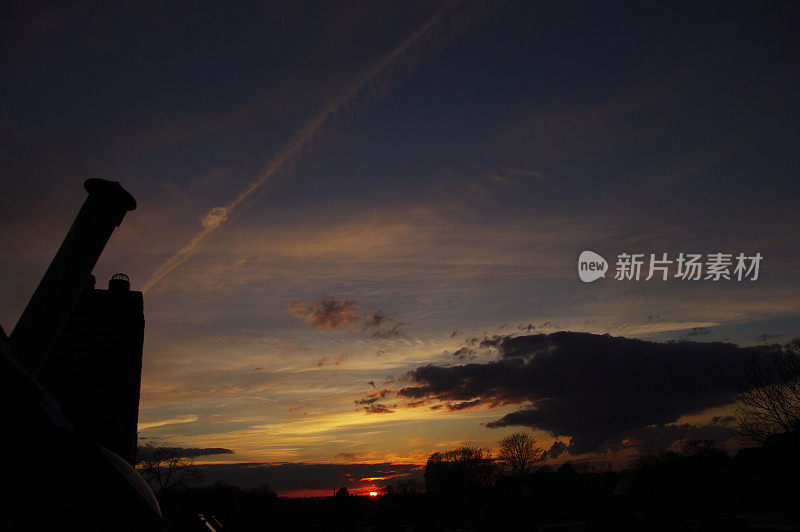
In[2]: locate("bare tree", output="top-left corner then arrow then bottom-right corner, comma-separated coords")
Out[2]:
424,446 -> 496,494
497,431 -> 544,476
136,447 -> 202,491
735,340 -> 800,446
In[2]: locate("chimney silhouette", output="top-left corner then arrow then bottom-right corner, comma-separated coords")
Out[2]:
10,179 -> 136,376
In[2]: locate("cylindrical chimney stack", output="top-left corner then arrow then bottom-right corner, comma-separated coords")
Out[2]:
10,179 -> 136,376
108,272 -> 131,292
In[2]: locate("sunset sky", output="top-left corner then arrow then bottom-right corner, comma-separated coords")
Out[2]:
2,1 -> 799,495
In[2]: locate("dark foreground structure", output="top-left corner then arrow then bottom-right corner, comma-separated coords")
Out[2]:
40,273 -> 145,465
152,435 -> 800,531
0,179 -> 163,530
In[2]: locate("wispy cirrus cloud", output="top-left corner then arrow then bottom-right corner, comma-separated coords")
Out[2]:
317,354 -> 348,366
138,414 -> 200,431
141,0 -> 497,293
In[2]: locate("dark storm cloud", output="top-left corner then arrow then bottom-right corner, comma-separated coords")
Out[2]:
399,332 -> 762,454
137,445 -> 234,460
546,440 -> 568,460
604,421 -> 737,455
451,347 -> 476,360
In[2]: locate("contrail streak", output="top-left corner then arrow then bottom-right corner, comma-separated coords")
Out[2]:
142,0 -> 496,293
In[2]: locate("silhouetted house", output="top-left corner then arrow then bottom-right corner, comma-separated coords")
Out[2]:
718,430 -> 800,514
39,273 -> 145,464
733,430 -> 800,469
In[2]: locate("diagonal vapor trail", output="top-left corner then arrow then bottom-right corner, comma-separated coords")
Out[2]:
142,0 -> 497,293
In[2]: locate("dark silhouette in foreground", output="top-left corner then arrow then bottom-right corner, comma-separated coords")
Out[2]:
1,180 -> 163,530
147,432 -> 800,531
736,339 -> 800,446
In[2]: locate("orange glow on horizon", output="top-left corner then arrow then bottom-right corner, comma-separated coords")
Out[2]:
348,485 -> 381,496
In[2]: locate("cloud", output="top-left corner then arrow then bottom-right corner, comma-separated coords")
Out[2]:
757,332 -> 784,343
362,311 -> 387,329
141,0 -> 495,293
290,298 -> 359,330
686,327 -> 709,337
362,310 -> 407,339
193,462 -> 422,494
446,399 -> 482,411
605,422 -> 737,455
546,440 -> 568,460
397,332 -> 764,454
137,445 -> 234,460
361,404 -> 395,414
289,299 -> 404,337
355,389 -> 393,406
200,206 -> 230,230
318,353 -> 348,366
138,414 -> 199,430
451,347 -> 476,360
371,322 -> 407,339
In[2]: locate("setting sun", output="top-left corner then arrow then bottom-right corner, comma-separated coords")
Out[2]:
368,492 -> 379,497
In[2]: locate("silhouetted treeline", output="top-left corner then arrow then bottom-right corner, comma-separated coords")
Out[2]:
153,435 -> 800,531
